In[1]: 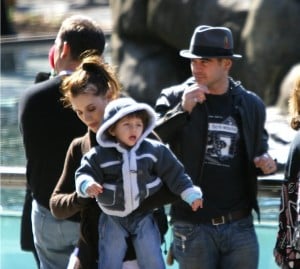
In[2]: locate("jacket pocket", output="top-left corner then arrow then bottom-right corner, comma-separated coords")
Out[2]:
145,177 -> 163,197
96,183 -> 116,206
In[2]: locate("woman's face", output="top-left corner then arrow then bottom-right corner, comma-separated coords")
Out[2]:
70,92 -> 109,133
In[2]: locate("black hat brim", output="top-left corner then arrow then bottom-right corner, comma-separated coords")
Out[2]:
179,50 -> 242,59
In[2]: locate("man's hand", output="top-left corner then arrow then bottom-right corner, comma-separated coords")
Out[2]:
181,84 -> 209,113
253,153 -> 277,174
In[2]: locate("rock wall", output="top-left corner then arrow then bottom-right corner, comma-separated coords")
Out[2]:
241,0 -> 300,105
109,0 -> 300,106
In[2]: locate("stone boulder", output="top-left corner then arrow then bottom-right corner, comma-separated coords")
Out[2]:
240,0 -> 300,105
109,0 -> 249,105
276,63 -> 300,115
109,0 -> 300,106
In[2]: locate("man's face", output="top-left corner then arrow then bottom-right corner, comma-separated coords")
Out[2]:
190,58 -> 231,89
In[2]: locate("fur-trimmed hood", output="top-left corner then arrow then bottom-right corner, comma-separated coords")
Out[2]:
96,97 -> 156,149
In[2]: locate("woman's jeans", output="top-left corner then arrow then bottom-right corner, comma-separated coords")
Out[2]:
172,215 -> 259,269
98,212 -> 165,269
31,199 -> 80,269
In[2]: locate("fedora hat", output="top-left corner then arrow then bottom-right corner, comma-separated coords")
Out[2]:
180,25 -> 242,59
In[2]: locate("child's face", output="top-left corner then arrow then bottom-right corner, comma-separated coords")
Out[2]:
109,116 -> 144,147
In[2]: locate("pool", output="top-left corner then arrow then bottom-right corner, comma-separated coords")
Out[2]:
1,214 -> 37,269
0,186 -> 279,269
0,215 -> 278,269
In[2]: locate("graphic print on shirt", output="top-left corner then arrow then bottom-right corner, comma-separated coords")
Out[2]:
205,116 -> 239,167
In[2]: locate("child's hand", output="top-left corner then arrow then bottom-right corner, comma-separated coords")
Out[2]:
86,183 -> 103,198
191,199 -> 203,211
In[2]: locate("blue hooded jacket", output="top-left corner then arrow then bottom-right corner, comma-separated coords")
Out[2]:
75,97 -> 202,217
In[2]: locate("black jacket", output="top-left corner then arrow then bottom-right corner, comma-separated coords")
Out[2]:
155,77 -> 269,223
18,75 -> 87,210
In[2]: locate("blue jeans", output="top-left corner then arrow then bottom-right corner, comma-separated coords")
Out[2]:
98,212 -> 165,269
172,215 -> 259,269
31,199 -> 80,269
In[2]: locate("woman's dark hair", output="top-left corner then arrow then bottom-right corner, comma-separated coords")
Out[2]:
61,52 -> 121,107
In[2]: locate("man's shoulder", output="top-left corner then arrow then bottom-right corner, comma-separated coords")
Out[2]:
161,76 -> 195,96
18,76 -> 64,117
230,78 -> 264,104
34,72 -> 51,83
22,76 -> 61,98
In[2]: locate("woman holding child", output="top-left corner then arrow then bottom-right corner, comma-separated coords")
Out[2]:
49,52 -> 176,269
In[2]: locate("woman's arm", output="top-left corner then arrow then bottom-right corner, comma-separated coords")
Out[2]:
50,138 -> 92,219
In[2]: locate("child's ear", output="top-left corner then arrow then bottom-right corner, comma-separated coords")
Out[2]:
108,127 -> 115,136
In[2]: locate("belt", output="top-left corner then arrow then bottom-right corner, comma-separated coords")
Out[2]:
206,209 -> 250,226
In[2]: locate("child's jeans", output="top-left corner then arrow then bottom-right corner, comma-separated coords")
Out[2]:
98,212 -> 165,269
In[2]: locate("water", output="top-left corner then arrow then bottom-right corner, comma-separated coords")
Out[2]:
0,213 -> 279,269
0,186 -> 280,269
0,37 -> 111,167
0,187 -> 26,213
1,215 -> 37,269
1,49 -> 51,166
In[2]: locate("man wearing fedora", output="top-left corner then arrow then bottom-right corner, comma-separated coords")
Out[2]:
155,25 -> 277,269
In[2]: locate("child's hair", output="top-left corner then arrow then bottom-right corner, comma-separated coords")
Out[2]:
107,110 -> 150,139
289,75 -> 300,130
61,51 -> 121,107
125,110 -> 149,128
